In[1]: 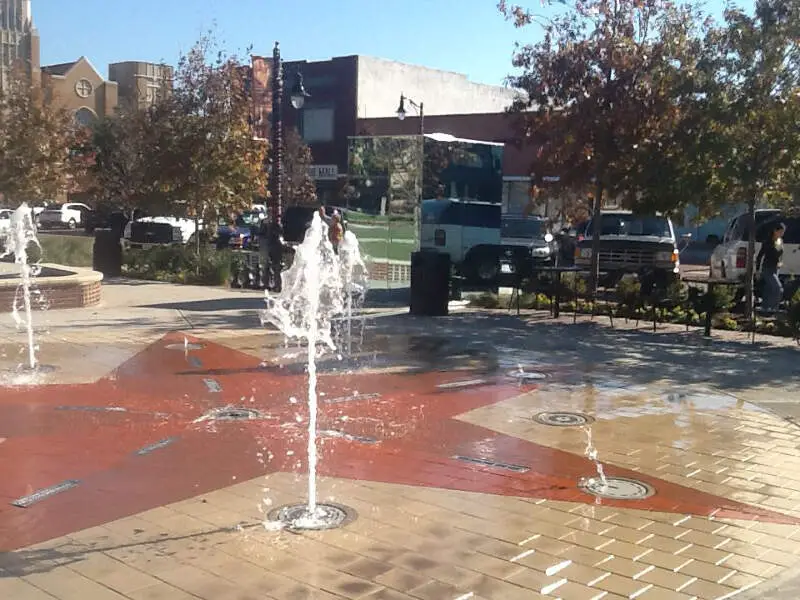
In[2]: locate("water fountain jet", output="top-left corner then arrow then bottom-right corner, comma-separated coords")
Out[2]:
1,203 -> 42,372
261,212 -> 365,530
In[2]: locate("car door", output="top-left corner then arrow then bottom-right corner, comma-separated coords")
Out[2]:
781,217 -> 800,276
460,203 -> 500,260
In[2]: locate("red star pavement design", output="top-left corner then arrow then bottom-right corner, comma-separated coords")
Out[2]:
0,332 -> 797,552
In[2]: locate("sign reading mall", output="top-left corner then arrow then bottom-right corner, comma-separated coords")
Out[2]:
308,165 -> 338,181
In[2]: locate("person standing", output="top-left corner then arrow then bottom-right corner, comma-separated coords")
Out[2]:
756,222 -> 786,313
328,211 -> 344,254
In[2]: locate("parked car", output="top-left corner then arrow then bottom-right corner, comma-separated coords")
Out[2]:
84,206 -> 135,236
709,208 -> 800,301
215,210 -> 265,250
0,209 -> 11,234
37,202 -> 91,230
575,211 -> 684,290
122,216 -> 197,250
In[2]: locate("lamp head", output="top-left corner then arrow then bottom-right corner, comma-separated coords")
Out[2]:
396,94 -> 407,121
290,72 -> 310,109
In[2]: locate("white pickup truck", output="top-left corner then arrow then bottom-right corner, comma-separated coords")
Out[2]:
37,202 -> 91,230
709,209 -> 800,300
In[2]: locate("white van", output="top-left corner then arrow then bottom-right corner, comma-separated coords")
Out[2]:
420,198 -> 556,283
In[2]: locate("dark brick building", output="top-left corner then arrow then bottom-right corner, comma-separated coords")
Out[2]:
263,54 -> 518,205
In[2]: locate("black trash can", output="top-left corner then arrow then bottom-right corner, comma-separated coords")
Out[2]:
93,229 -> 122,277
410,250 -> 450,316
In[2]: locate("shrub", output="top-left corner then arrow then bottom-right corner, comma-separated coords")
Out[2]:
615,276 -> 641,311
710,284 -> 735,312
470,291 -> 500,309
786,290 -> 800,339
559,272 -> 588,297
664,280 -> 689,306
122,246 -> 233,286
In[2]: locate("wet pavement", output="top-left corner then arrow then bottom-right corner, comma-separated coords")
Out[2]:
1,281 -> 800,599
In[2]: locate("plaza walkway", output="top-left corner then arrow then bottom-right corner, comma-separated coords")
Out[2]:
1,279 -> 799,599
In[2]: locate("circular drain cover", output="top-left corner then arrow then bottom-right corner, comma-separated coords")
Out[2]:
579,476 -> 655,500
534,411 -> 595,427
267,502 -> 356,531
165,342 -> 204,351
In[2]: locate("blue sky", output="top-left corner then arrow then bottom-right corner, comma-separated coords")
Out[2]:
35,0 -> 732,86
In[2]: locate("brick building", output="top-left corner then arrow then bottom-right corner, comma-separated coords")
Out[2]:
358,112 -> 543,215
109,61 -> 173,110
0,0 -> 39,90
271,54 -> 518,204
41,57 -> 118,126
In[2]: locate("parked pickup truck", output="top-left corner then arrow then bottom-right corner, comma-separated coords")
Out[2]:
575,211 -> 683,290
709,208 -> 800,301
122,216 -> 197,250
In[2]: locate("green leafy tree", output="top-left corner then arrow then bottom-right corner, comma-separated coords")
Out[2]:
0,64 -> 81,205
694,0 -> 800,318
152,34 -> 268,249
499,0 -> 706,290
89,107 -> 163,215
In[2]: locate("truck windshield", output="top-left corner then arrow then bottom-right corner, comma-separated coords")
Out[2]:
501,218 -> 545,238
235,212 -> 262,227
594,215 -> 670,237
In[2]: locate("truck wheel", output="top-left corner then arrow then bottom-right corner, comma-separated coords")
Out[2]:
464,250 -> 499,284
68,218 -> 77,230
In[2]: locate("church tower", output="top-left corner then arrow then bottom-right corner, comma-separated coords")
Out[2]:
0,0 -> 41,91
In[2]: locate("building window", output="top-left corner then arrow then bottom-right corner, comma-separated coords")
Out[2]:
301,107 -> 334,143
75,107 -> 97,127
503,179 -> 531,214
75,79 -> 93,98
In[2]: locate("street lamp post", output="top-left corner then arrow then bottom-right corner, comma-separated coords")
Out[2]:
269,41 -> 310,224
396,93 -> 424,250
396,93 -> 424,135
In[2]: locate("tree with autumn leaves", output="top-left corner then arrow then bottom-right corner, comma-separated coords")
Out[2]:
697,0 -> 800,318
500,0 -> 708,290
0,65 -> 85,206
501,0 -> 800,311
89,34 -> 317,235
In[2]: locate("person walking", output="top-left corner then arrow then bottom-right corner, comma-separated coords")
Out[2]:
756,222 -> 786,314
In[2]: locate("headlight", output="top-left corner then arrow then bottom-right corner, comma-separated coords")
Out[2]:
656,250 -> 680,263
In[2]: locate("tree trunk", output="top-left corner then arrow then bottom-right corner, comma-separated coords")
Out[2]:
589,181 -> 604,294
744,193 -> 758,322
194,215 -> 201,276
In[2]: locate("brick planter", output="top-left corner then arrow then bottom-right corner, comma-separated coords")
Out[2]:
0,264 -> 103,310
367,260 -> 411,282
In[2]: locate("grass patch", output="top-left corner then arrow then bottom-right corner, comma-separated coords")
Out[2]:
360,240 -> 416,261
349,222 -> 416,241
345,212 -> 414,225
38,234 -> 94,268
